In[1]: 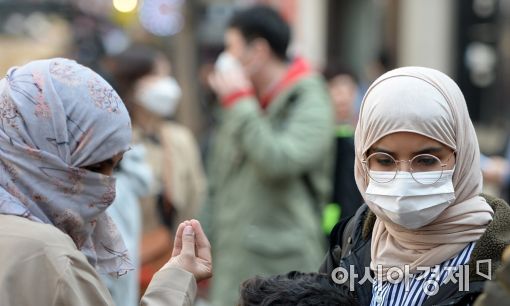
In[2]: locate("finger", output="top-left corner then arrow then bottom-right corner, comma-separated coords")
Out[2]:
181,225 -> 196,257
171,222 -> 186,257
190,219 -> 211,262
213,72 -> 227,90
226,70 -> 251,92
207,73 -> 219,92
224,70 -> 240,85
228,69 -> 243,82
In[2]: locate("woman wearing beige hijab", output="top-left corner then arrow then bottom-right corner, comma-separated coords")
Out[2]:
320,67 -> 510,306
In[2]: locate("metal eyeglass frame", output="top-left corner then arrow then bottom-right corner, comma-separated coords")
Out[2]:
361,150 -> 456,185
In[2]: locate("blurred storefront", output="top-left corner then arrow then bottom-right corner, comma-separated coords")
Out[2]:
326,0 -> 509,154
1,0 -> 509,151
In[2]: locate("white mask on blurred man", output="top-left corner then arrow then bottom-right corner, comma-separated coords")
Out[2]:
135,76 -> 182,117
215,51 -> 243,73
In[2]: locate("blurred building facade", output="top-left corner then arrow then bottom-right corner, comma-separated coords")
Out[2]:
325,0 -> 507,154
0,0 -> 509,152
187,0 -> 510,152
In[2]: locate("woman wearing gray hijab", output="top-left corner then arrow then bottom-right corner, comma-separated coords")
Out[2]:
320,67 -> 510,306
0,58 -> 211,305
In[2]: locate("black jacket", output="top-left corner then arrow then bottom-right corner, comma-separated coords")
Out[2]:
319,194 -> 510,306
331,134 -> 363,219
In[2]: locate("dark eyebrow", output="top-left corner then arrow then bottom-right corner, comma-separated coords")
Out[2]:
413,147 -> 444,155
369,147 -> 394,155
369,146 -> 445,156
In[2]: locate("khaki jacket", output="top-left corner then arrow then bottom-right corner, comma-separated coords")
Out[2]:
0,214 -> 196,306
205,74 -> 334,305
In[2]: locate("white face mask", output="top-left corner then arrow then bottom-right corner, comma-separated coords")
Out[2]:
215,51 -> 243,73
215,50 -> 260,76
364,170 -> 456,229
135,76 -> 182,117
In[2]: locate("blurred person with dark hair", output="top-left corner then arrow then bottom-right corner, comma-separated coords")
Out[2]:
322,64 -> 364,234
481,141 -> 510,203
207,5 -> 334,306
358,51 -> 393,113
238,271 -> 359,306
365,51 -> 393,86
0,58 -> 212,305
110,46 -> 207,291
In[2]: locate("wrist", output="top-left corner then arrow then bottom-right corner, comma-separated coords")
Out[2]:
221,88 -> 255,108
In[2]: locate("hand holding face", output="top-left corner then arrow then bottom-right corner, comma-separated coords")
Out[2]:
162,219 -> 212,281
208,68 -> 253,100
208,52 -> 253,102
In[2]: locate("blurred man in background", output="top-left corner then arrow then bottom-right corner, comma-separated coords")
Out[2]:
322,64 -> 364,235
206,5 -> 334,306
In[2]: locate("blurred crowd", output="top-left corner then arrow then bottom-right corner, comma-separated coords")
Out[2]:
93,7 -> 370,304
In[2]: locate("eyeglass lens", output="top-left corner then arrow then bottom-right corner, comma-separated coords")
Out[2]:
366,152 -> 444,184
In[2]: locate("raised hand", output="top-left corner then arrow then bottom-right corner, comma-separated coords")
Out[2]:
162,219 -> 213,281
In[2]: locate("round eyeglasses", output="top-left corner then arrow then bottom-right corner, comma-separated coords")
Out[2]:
361,151 -> 455,185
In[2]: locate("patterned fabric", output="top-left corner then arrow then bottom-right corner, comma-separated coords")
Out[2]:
371,242 -> 476,306
0,58 -> 132,275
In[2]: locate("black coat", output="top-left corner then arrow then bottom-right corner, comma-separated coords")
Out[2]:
319,194 -> 510,306
331,134 -> 363,219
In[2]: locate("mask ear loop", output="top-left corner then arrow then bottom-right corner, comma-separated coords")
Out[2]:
440,150 -> 457,174
361,153 -> 370,186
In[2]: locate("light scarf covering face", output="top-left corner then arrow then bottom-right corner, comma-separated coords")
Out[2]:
354,66 -> 494,278
0,58 -> 132,276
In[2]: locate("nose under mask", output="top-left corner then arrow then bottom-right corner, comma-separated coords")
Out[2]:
364,170 -> 456,229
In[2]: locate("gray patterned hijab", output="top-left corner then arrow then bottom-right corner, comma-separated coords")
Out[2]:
0,58 -> 132,275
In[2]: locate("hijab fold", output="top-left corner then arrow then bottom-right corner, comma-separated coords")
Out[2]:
354,67 -> 494,278
0,58 -> 132,275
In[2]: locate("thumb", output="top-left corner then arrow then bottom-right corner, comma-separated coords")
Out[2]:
181,225 -> 195,256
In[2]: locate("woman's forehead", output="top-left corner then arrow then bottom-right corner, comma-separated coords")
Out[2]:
368,132 -> 452,155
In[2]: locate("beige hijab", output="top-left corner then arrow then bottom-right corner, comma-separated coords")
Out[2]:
354,67 -> 494,278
